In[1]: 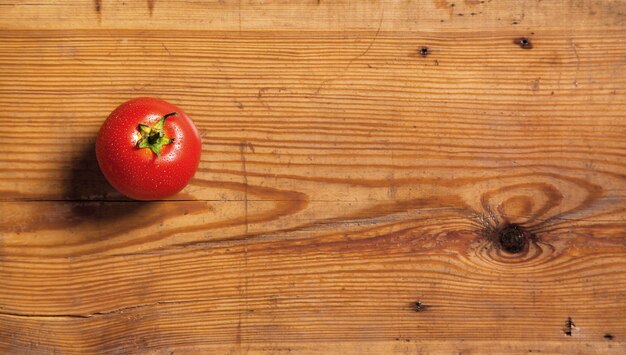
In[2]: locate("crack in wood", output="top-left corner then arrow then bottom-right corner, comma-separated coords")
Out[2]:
0,298 -> 211,319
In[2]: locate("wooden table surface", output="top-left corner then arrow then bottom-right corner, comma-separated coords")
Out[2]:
2,1 -> 626,353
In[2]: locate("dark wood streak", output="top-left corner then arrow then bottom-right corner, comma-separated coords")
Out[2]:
0,180 -> 308,257
147,0 -> 156,16
93,0 -> 102,24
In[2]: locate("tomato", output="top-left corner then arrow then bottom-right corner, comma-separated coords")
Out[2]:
96,97 -> 202,200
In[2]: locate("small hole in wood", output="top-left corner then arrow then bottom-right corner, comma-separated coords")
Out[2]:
419,46 -> 430,57
411,300 -> 429,312
563,317 -> 575,336
515,37 -> 533,49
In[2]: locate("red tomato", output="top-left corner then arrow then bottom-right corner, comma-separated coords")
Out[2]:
96,97 -> 201,200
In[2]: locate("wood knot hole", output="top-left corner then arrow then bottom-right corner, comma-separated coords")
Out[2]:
515,37 -> 533,49
496,224 -> 529,254
419,46 -> 430,57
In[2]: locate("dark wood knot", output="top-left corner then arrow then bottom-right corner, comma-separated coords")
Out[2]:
496,223 -> 530,254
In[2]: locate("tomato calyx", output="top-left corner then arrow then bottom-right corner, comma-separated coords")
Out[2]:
136,112 -> 177,156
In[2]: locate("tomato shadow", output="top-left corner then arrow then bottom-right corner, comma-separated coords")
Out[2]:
66,142 -> 147,221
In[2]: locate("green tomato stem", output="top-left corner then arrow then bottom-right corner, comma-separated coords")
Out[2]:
136,112 -> 177,156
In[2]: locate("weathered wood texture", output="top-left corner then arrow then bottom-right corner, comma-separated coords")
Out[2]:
1,0 -> 626,354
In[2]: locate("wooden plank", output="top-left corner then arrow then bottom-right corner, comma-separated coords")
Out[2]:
1,1 -> 626,354
2,30 -> 625,202
1,0 -> 626,31
1,216 -> 626,352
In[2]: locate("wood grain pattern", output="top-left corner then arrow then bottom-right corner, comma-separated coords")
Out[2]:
1,1 -> 626,354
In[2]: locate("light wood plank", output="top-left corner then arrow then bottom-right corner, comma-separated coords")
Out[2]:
1,0 -> 626,31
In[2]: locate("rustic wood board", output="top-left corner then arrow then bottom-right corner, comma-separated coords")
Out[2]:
1,0 -> 626,353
